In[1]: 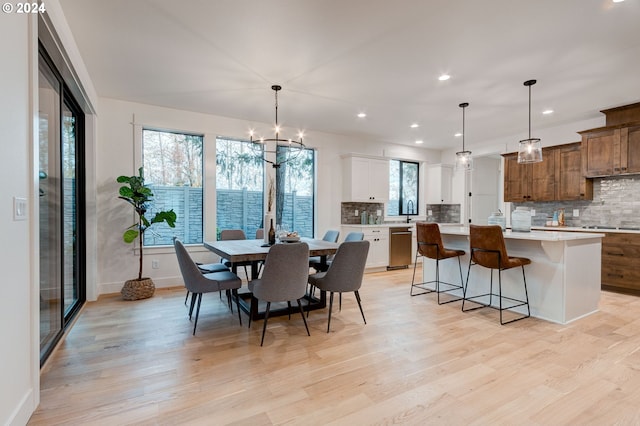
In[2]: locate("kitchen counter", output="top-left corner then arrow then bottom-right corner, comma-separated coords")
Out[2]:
532,226 -> 640,234
422,225 -> 604,324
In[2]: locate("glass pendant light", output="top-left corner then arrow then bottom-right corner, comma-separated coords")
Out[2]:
455,102 -> 473,171
518,80 -> 543,164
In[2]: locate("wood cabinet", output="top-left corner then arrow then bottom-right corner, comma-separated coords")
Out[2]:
555,143 -> 593,200
342,155 -> 389,202
601,232 -> 640,295
580,123 -> 640,177
503,143 -> 592,202
503,147 -> 555,202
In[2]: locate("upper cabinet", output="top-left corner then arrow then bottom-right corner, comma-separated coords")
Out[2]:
580,124 -> 640,177
503,147 -> 555,202
579,102 -> 640,178
425,164 -> 453,204
342,155 -> 389,202
503,143 -> 592,202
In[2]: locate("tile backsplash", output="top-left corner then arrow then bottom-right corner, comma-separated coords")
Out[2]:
341,202 -> 385,224
426,204 -> 461,224
513,175 -> 640,228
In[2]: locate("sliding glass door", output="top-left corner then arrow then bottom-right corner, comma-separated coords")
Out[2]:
38,46 -> 85,364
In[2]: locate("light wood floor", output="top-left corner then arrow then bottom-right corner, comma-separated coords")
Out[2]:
30,266 -> 640,425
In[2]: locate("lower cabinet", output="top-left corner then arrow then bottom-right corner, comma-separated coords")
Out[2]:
341,226 -> 389,269
601,232 -> 640,295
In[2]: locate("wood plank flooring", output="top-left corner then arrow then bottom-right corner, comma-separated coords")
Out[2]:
30,266 -> 640,425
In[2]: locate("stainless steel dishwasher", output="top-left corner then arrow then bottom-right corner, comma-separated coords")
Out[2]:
388,227 -> 412,270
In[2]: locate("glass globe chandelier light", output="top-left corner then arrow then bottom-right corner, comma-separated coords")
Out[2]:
455,102 -> 473,171
517,79 -> 543,164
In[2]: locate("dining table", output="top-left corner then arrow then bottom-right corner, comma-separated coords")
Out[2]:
204,238 -> 339,320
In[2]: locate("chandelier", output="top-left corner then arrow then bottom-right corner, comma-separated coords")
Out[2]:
517,79 -> 543,164
250,85 -> 306,168
455,102 -> 473,171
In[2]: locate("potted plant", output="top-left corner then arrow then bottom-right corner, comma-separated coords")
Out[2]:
117,167 -> 177,300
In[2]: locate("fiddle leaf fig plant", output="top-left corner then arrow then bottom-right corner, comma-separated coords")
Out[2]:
117,167 -> 177,281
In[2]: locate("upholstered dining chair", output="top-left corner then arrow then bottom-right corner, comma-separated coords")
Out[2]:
174,239 -> 243,335
410,222 -> 466,304
307,240 -> 370,333
308,229 -> 340,272
248,242 -> 311,346
462,225 -> 531,325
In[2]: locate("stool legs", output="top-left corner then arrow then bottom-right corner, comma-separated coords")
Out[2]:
411,246 -> 465,304
462,249 -> 531,325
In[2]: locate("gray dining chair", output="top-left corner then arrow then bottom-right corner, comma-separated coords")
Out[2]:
308,229 -> 340,271
174,239 -> 243,335
248,242 -> 311,346
308,240 -> 370,333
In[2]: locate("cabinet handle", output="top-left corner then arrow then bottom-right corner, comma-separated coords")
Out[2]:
580,193 -> 585,196
607,273 -> 624,279
614,168 -> 620,171
606,252 -> 624,257
622,167 -> 627,171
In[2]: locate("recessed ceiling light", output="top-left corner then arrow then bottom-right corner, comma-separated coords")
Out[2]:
454,132 -> 462,137
543,109 -> 554,115
415,140 -> 424,144
613,0 -> 624,3
410,123 -> 419,128
357,112 -> 366,118
439,74 -> 451,81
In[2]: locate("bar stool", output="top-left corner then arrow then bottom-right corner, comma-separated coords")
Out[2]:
410,222 -> 465,304
462,225 -> 531,325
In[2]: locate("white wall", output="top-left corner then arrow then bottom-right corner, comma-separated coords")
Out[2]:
0,14 -> 38,426
95,97 -> 441,295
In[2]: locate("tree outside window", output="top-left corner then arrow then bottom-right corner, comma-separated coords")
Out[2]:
388,160 -> 419,216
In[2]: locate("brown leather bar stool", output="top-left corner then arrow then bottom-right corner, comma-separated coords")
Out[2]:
411,222 -> 466,304
462,225 -> 531,325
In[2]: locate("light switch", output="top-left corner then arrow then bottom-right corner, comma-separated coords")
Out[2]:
530,209 -> 536,216
376,209 -> 382,216
354,209 -> 359,216
573,209 -> 579,217
13,197 -> 27,221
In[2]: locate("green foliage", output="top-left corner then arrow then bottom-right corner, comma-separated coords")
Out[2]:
117,167 -> 177,280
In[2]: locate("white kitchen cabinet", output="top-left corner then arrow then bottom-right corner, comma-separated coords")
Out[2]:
341,225 -> 389,269
425,164 -> 453,204
342,155 -> 389,202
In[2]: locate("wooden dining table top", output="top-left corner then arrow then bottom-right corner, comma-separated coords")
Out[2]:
204,238 -> 339,263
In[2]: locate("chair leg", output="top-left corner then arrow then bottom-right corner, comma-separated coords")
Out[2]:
522,265 -> 531,318
260,302 -> 271,346
189,292 -> 197,319
233,289 -> 242,326
307,285 -> 315,317
297,299 -> 311,337
354,290 -> 366,324
184,290 -> 189,305
287,301 -> 292,320
193,293 -> 203,335
410,252 -> 420,296
248,296 -> 257,329
339,293 -> 342,311
327,292 -> 334,333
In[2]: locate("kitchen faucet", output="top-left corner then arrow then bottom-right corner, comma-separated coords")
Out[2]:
406,200 -> 414,223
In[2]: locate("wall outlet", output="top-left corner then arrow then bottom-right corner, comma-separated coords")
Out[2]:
573,209 -> 579,217
376,209 -> 382,216
428,210 -> 432,216
354,209 -> 358,216
530,209 -> 536,216
151,259 -> 159,269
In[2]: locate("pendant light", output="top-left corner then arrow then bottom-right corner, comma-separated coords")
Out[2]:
250,85 -> 306,169
517,79 -> 543,164
455,102 -> 473,171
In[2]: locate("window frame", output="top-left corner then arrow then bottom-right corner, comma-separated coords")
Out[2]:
390,159 -> 420,216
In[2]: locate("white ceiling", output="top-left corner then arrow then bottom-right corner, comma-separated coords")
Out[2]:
58,0 -> 640,151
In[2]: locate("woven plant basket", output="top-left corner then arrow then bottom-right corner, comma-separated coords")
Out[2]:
121,277 -> 155,300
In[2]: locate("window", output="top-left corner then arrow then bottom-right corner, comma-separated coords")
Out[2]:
275,146 -> 315,238
142,129 -> 203,246
216,137 -> 264,239
388,160 -> 419,216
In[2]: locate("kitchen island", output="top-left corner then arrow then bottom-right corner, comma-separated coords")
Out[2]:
422,226 -> 605,324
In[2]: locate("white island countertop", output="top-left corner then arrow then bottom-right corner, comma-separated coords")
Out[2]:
438,225 -> 605,241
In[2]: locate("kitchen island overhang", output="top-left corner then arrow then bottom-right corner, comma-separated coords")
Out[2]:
421,226 -> 605,324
